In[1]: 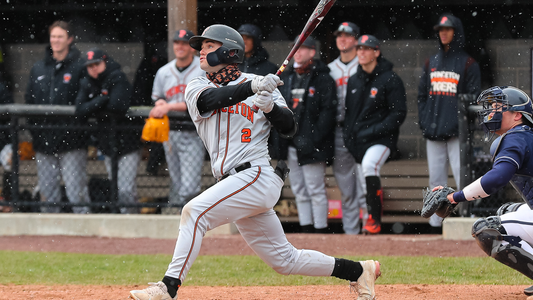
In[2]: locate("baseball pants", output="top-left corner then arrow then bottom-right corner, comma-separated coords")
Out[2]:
333,126 -> 367,234
426,138 -> 461,227
360,144 -> 390,178
104,150 -> 141,214
165,163 -> 335,282
501,204 -> 533,255
36,149 -> 91,214
163,130 -> 205,206
287,146 -> 329,230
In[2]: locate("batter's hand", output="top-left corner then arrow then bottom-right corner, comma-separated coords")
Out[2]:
251,75 -> 265,93
258,74 -> 284,93
253,90 -> 274,113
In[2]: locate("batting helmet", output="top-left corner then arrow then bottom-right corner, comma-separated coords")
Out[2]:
477,86 -> 533,140
189,24 -> 245,66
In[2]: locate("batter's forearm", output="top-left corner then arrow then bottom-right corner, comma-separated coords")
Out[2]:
265,104 -> 297,138
197,81 -> 254,114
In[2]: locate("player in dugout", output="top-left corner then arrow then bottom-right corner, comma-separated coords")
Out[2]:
128,24 -> 381,300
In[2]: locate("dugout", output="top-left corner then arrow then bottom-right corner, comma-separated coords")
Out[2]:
0,0 -> 532,232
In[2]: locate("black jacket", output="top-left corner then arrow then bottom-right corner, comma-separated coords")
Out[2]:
25,45 -> 88,155
75,58 -> 142,156
344,57 -> 407,163
238,47 -> 278,76
417,14 -> 481,141
278,60 -> 337,166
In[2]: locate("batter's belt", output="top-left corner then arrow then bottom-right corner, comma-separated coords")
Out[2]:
218,160 -> 289,182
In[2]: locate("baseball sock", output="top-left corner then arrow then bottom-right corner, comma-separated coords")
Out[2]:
162,276 -> 181,298
331,258 -> 363,281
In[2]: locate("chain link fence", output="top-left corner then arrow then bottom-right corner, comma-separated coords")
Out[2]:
461,99 -> 522,218
0,104 -> 210,214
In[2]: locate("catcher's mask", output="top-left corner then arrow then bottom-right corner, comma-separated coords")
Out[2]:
477,86 -> 533,141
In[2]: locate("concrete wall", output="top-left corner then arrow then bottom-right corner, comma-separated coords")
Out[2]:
5,39 -> 533,159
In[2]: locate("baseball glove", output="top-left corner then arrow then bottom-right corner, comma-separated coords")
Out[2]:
421,186 -> 456,218
141,116 -> 169,143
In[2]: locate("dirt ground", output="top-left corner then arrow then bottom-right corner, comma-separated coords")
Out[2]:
1,234 -> 531,300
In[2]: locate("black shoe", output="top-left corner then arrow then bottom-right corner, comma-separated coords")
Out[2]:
524,285 -> 533,296
300,225 -> 315,233
315,227 -> 329,234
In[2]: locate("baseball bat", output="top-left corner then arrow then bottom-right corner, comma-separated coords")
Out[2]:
251,0 -> 337,113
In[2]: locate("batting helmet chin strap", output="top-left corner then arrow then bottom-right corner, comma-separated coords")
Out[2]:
206,46 -> 241,66
472,217 -> 533,280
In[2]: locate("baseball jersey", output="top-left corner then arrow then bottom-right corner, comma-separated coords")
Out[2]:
328,56 -> 359,123
490,125 -> 533,208
185,72 -> 288,179
152,56 -> 205,104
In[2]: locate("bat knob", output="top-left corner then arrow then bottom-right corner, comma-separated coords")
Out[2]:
251,105 -> 259,113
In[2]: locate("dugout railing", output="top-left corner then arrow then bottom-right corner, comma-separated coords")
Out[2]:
0,104 -> 196,213
0,102 -> 519,219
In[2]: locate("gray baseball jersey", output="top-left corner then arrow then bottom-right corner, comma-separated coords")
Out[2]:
152,56 -> 205,104
328,56 -> 359,123
151,56 -> 206,205
329,56 -> 367,234
185,72 -> 287,179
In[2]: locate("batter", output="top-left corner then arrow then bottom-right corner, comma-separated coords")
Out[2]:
129,24 -> 380,300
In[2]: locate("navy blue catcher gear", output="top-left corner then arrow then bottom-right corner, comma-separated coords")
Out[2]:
189,24 -> 245,66
477,86 -> 533,141
472,216 -> 533,280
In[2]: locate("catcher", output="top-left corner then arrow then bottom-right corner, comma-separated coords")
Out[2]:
422,86 -> 533,297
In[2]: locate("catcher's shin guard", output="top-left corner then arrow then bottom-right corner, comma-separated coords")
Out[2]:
365,176 -> 383,224
472,217 -> 533,280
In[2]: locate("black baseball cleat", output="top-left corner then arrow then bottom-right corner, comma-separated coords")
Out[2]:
524,285 -> 533,296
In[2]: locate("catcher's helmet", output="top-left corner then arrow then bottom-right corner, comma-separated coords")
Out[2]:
477,86 -> 533,140
189,24 -> 244,66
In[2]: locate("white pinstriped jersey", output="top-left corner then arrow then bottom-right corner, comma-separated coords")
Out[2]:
151,56 -> 205,103
185,72 -> 288,178
328,56 -> 359,123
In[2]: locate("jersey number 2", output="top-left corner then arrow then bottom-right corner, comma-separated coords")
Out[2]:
241,128 -> 251,143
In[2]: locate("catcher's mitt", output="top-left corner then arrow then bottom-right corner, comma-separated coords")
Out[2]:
421,186 -> 456,218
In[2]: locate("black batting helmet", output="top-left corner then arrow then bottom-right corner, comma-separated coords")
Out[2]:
189,24 -> 245,66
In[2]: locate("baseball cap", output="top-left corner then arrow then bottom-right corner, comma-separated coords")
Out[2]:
433,15 -> 455,31
293,35 -> 316,49
84,48 -> 107,66
334,21 -> 360,37
173,29 -> 194,42
357,35 -> 380,49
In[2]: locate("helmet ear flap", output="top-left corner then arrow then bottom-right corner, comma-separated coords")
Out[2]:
206,46 -> 242,66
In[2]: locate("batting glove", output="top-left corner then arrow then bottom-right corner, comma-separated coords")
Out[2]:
258,74 -> 284,93
253,90 -> 275,113
250,75 -> 265,93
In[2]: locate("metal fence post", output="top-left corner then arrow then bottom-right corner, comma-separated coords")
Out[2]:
9,115 -> 19,207
109,116 -> 119,213
457,94 -> 476,217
